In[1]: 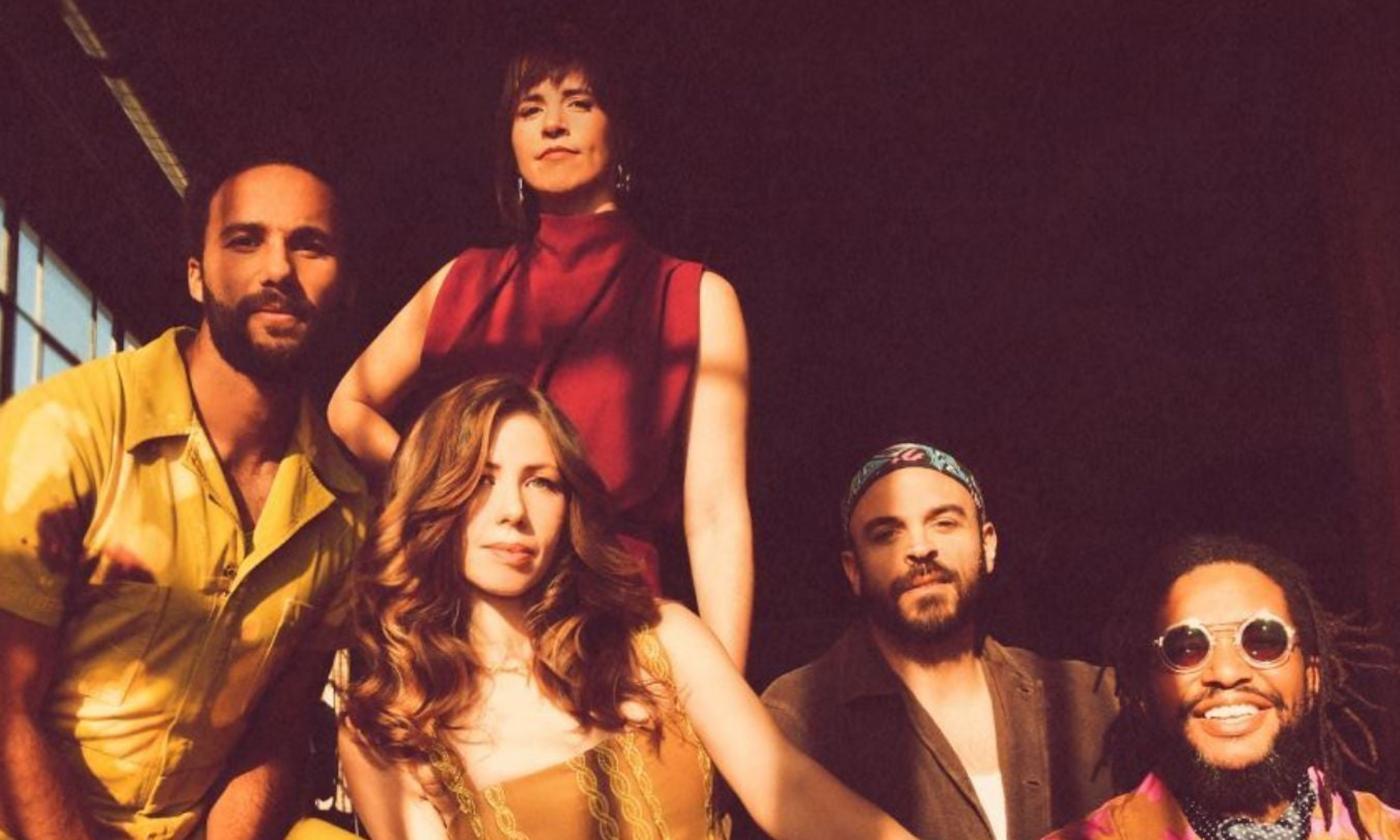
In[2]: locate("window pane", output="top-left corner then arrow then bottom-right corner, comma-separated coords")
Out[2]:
13,317 -> 39,394
17,225 -> 39,315
41,254 -> 93,359
96,305 -> 116,356
40,342 -> 75,381
123,333 -> 141,351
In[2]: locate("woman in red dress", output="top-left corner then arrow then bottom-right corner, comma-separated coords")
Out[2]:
328,38 -> 752,668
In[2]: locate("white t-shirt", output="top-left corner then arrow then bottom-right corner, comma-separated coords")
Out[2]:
969,772 -> 1008,840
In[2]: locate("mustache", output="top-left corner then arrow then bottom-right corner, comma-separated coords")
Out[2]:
889,558 -> 959,598
235,287 -> 314,320
1178,685 -> 1286,719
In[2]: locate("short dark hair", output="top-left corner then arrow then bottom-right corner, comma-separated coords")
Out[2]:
493,26 -> 631,239
182,150 -> 341,263
1102,535 -> 1392,837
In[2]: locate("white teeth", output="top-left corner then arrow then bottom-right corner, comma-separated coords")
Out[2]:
1203,704 -> 1260,720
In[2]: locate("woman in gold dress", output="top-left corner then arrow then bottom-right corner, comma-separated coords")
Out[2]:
338,376 -> 916,839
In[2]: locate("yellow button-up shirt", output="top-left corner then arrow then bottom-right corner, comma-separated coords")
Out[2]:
0,328 -> 369,839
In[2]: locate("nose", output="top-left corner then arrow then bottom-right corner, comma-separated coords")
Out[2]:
905,541 -> 936,566
490,480 -> 526,526
1200,632 -> 1252,689
542,103 -> 568,139
261,237 -> 294,285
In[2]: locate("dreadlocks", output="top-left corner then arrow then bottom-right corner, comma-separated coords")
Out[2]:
1101,535 -> 1393,838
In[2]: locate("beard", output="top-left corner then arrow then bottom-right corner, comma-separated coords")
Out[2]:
861,549 -> 988,648
1155,701 -> 1314,816
204,285 -> 318,383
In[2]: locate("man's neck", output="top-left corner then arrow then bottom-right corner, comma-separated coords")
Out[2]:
866,619 -> 985,705
183,326 -> 298,472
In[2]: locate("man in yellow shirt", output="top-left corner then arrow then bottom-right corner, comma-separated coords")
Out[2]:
0,157 -> 370,839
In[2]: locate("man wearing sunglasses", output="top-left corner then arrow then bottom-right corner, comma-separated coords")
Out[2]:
743,443 -> 1118,840
1049,535 -> 1399,839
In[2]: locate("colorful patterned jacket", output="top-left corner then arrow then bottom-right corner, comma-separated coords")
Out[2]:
1046,772 -> 1400,840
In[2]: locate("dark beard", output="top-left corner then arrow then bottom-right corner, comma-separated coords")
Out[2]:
862,551 -> 987,647
203,286 -> 317,383
1156,711 -> 1315,816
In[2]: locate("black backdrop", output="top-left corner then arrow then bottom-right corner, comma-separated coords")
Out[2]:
2,0 -> 1394,791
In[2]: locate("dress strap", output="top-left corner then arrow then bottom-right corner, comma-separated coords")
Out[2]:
631,625 -> 720,838
633,625 -> 678,693
426,743 -> 488,839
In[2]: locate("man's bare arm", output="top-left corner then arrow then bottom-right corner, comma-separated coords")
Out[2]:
205,651 -> 335,839
0,611 -> 96,840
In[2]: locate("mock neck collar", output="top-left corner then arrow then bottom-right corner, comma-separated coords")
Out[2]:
533,210 -> 638,264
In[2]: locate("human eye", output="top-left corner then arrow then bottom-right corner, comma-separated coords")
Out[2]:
289,231 -> 333,258
527,474 -> 563,494
566,96 -> 595,111
224,231 -> 261,252
516,102 -> 543,119
869,526 -> 898,544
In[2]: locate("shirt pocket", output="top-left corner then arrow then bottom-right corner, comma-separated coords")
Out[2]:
69,581 -> 171,705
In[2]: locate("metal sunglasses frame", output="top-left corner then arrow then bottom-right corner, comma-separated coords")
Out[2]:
1151,609 -> 1299,674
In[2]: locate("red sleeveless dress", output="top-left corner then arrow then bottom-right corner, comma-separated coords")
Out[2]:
420,212 -> 702,591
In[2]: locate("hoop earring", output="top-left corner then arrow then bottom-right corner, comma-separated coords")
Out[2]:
516,175 -> 525,207
615,162 -> 632,197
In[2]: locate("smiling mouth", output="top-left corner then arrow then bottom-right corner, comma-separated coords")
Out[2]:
1202,704 -> 1260,721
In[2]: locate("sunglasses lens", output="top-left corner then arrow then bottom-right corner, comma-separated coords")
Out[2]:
1160,625 -> 1211,670
1241,618 -> 1290,665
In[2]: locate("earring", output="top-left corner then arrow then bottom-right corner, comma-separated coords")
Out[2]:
516,175 -> 525,207
615,162 -> 632,197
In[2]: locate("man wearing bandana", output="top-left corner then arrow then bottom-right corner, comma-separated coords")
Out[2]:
1048,535 -> 1400,840
743,443 -> 1118,840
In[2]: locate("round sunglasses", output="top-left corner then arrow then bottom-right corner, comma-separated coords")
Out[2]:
1152,610 -> 1298,674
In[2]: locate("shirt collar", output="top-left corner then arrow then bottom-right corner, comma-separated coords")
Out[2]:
124,327 -> 201,449
832,624 -> 1037,706
123,327 -> 365,499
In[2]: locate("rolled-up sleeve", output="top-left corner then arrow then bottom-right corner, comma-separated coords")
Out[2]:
0,368 -> 116,627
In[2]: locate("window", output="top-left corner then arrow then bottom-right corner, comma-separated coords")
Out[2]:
1,198 -> 136,400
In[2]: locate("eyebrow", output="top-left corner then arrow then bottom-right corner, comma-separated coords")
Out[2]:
219,222 -> 334,241
518,86 -> 594,104
859,504 -> 968,537
219,222 -> 265,240
926,504 -> 968,519
483,461 -> 559,472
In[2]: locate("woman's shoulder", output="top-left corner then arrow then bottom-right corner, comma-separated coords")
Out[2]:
649,602 -> 718,669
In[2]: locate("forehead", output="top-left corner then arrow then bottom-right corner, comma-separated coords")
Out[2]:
207,163 -> 336,233
1156,562 -> 1293,630
850,468 -> 976,528
521,69 -> 593,98
488,412 -> 558,463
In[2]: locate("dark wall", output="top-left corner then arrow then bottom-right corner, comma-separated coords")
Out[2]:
3,0 -> 1394,790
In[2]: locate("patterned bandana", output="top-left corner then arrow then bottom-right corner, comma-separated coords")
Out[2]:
1180,776 -> 1317,840
841,442 -> 985,536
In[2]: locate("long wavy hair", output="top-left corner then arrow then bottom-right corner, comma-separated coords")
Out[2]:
1102,535 -> 1393,837
343,376 -> 661,765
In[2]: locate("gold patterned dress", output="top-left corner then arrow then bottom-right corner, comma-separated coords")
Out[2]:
426,631 -> 724,840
